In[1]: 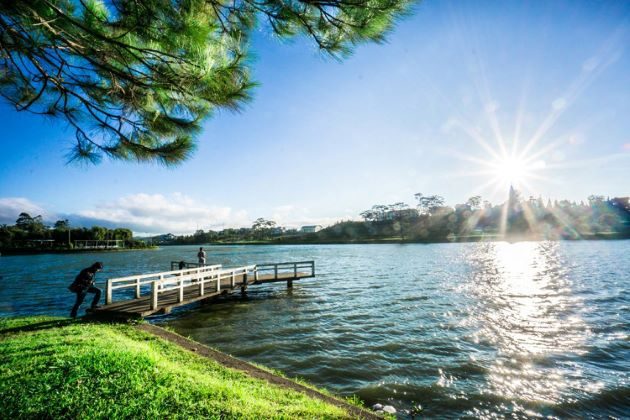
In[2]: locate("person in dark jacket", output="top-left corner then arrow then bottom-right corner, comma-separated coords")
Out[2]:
197,247 -> 206,266
69,262 -> 103,318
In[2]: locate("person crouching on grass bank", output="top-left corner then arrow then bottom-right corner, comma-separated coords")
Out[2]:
68,262 -> 103,318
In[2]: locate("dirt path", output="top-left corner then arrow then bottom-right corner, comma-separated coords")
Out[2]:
137,323 -> 381,419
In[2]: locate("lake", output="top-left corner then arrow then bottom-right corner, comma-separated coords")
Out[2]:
0,241 -> 628,418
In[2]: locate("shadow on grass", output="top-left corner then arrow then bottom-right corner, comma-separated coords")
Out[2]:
0,319 -> 78,335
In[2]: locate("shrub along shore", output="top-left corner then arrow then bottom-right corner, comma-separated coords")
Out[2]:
0,316 -> 375,419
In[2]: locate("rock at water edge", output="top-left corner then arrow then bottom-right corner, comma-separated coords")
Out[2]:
382,405 -> 396,414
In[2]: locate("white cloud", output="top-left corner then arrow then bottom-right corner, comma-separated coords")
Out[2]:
0,194 -> 358,236
0,197 -> 52,225
76,193 -> 249,235
271,205 -> 297,224
270,205 -> 357,229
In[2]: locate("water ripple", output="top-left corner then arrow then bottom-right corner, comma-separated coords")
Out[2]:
1,242 -> 629,418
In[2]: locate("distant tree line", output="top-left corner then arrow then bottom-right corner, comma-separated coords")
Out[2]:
0,212 -> 147,250
324,190 -> 630,242
163,218 -> 295,245
154,191 -> 630,245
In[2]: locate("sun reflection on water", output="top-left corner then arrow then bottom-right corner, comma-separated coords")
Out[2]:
465,241 -> 598,415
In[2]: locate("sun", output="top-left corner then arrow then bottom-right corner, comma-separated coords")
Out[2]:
489,156 -> 532,188
461,149 -> 549,197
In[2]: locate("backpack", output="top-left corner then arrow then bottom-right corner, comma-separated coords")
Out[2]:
68,268 -> 93,293
68,282 -> 82,293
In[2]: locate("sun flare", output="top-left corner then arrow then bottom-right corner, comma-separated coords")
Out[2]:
492,157 -> 529,185
487,155 -> 546,189
468,149 -> 549,194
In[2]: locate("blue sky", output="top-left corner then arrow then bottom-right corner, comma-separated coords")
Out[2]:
1,0 -> 628,234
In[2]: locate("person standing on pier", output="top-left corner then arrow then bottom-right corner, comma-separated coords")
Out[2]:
68,262 -> 103,318
197,247 -> 206,266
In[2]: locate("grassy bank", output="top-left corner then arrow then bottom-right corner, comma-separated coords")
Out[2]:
0,317 -> 353,419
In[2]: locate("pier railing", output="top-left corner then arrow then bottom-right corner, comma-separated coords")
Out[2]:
149,265 -> 256,310
105,264 -> 222,304
253,261 -> 315,282
104,261 -> 315,311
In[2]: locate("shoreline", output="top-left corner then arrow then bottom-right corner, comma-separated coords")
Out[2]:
4,234 -> 627,256
167,233 -> 630,246
0,316 -> 378,419
0,246 -> 158,257
138,322 -> 379,419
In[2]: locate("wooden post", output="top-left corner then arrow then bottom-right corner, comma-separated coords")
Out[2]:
241,271 -> 248,295
106,279 -> 112,305
151,281 -> 158,310
294,263 -> 297,278
217,273 -> 221,293
254,267 -> 259,282
199,277 -> 204,296
135,277 -> 141,299
231,271 -> 235,288
274,264 -> 278,280
178,278 -> 184,302
312,261 -> 315,277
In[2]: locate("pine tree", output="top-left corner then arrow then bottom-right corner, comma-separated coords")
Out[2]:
0,0 -> 412,165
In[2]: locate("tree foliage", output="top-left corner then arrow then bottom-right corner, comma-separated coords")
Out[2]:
252,217 -> 276,230
15,212 -> 45,232
0,0 -> 412,165
414,193 -> 445,215
53,219 -> 69,230
0,214 -> 139,249
252,217 -> 276,239
150,194 -> 630,245
354,193 -> 630,242
466,195 -> 481,210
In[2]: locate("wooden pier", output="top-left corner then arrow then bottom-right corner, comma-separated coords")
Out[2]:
89,261 -> 315,318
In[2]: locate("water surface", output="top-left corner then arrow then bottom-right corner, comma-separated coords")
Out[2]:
0,242 -> 628,418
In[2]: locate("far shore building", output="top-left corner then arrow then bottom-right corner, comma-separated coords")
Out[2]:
23,239 -> 56,248
300,225 -> 323,233
74,239 -> 123,249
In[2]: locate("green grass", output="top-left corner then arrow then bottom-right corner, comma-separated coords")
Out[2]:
0,316 -> 351,419
246,361 -> 366,410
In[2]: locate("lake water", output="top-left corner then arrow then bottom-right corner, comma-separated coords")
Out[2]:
0,242 -> 628,418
